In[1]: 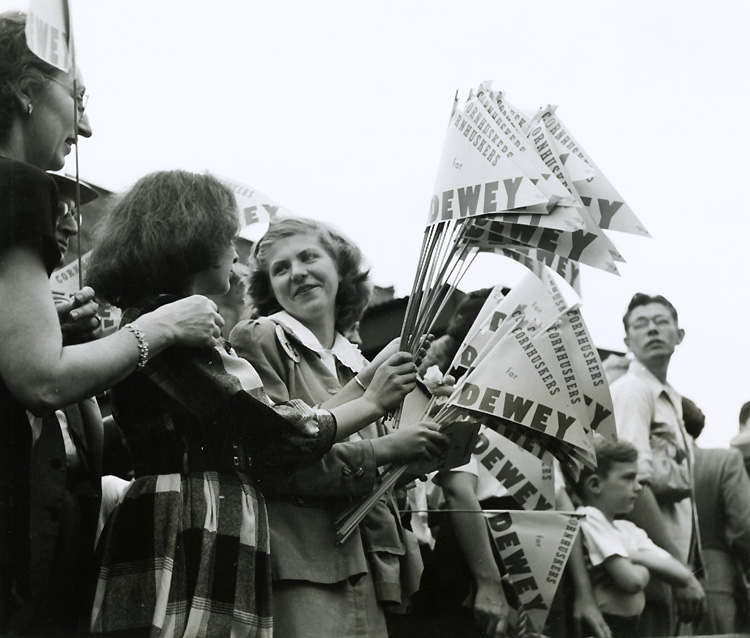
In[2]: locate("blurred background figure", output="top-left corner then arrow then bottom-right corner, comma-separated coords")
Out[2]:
730,401 -> 750,479
21,173 -> 105,636
685,397 -> 750,635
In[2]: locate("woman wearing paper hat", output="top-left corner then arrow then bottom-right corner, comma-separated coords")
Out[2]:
50,172 -> 100,204
230,217 -> 447,638
49,172 -> 99,265
0,11 -> 223,634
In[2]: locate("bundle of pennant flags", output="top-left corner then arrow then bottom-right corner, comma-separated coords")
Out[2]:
336,82 -> 650,636
399,81 -> 648,358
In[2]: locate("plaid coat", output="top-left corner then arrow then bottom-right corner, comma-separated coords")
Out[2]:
91,297 -> 337,637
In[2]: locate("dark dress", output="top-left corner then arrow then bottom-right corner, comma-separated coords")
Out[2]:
91,298 -> 338,638
0,158 -> 63,634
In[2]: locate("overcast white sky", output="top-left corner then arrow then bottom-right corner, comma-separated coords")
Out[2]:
13,0 -> 750,447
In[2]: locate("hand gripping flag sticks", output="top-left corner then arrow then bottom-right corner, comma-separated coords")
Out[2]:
335,271 -> 615,544
397,82 -> 648,365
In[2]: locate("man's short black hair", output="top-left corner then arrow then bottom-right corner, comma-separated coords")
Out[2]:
682,397 -> 705,439
622,293 -> 679,332
740,401 -> 750,427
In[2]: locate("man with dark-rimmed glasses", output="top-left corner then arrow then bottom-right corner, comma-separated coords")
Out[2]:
610,293 -> 705,637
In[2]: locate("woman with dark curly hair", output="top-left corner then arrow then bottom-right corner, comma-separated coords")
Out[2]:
85,173 -> 418,638
230,217 -> 447,638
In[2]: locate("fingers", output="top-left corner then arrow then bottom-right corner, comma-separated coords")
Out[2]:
490,616 -> 507,638
55,295 -> 76,313
69,299 -> 99,322
421,441 -> 444,460
73,286 -> 96,304
414,336 -> 432,365
159,295 -> 226,348
410,423 -> 449,460
386,351 -> 415,366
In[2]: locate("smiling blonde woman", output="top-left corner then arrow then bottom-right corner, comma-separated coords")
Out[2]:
231,217 -> 446,638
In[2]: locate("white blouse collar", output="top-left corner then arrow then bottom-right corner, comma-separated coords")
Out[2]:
270,311 -> 366,373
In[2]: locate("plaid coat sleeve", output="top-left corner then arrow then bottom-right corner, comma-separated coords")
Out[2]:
121,300 -> 337,469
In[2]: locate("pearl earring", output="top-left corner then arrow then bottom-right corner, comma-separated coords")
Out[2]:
27,103 -> 33,115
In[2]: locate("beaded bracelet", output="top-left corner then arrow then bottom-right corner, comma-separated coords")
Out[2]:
354,375 -> 368,392
124,322 -> 149,369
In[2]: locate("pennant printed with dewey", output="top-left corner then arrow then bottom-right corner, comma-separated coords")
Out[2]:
449,337 -> 584,448
463,94 -> 575,210
459,283 -> 508,352
26,0 -> 73,72
447,317 -> 595,456
475,82 -> 531,133
217,175 -> 295,241
449,271 -> 567,382
486,203 -> 586,233
539,307 -> 616,442
52,250 -> 90,297
465,215 -> 620,273
524,116 -> 595,197
538,107 -> 650,236
427,110 -> 547,226
473,427 -> 555,511
487,510 -> 582,634
486,418 -> 590,482
500,248 -> 582,296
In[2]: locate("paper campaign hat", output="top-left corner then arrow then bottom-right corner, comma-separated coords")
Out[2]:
49,173 -> 100,205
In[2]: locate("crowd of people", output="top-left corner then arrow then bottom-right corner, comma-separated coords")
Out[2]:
2,8 -> 750,638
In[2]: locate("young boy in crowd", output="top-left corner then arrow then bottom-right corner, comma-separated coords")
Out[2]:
574,438 -> 701,638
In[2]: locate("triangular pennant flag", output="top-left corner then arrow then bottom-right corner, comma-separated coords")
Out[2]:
26,0 -> 73,72
449,271 -> 567,381
459,283 -> 508,353
464,215 -> 620,273
525,116 -> 594,203
500,248 -> 582,296
98,304 -> 122,337
216,175 -> 295,242
516,120 -> 625,266
487,417 -> 592,481
487,510 -> 582,634
427,110 -> 548,226
539,307 -> 617,442
538,107 -> 650,236
52,250 -> 90,296
448,325 -> 593,454
557,147 -> 596,182
476,84 -> 532,133
521,122 -> 625,267
522,305 -> 610,448
473,427 -> 555,510
464,93 -> 575,210
492,203 -> 586,233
